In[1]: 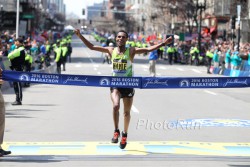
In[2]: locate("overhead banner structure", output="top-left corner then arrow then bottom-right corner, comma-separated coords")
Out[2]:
2,70 -> 250,89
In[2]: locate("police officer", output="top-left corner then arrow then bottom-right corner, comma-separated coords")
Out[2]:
206,49 -> 214,74
61,42 -> 68,71
45,40 -> 51,57
167,45 -> 175,65
190,45 -> 200,65
24,51 -> 33,87
7,37 -> 26,105
45,40 -> 51,66
67,43 -> 72,63
54,41 -> 62,74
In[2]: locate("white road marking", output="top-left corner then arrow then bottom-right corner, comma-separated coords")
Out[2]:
97,72 -> 102,75
192,69 -> 202,73
176,68 -> 184,71
204,90 -> 217,95
156,73 -> 161,76
93,64 -> 99,68
141,65 -> 148,68
132,105 -> 140,114
159,66 -> 167,70
94,68 -> 97,71
75,64 -> 82,68
200,69 -> 207,72
143,69 -> 148,72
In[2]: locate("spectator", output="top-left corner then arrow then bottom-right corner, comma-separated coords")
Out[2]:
213,47 -> 220,68
148,41 -> 158,77
0,68 -> 11,156
231,51 -> 242,70
103,43 -> 113,64
225,49 -> 231,69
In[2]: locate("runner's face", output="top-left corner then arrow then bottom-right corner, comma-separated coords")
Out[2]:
116,32 -> 127,46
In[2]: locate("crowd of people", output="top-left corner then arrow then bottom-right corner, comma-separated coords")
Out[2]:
0,28 -> 250,154
0,31 -> 73,105
0,30 -> 74,156
93,31 -> 250,76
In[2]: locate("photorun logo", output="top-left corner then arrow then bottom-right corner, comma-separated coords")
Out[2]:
179,79 -> 190,87
19,74 -> 30,82
100,77 -> 110,86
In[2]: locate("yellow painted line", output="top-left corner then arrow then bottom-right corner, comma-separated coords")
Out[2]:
2,141 -> 250,156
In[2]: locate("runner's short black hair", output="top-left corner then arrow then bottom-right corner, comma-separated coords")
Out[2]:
117,30 -> 128,38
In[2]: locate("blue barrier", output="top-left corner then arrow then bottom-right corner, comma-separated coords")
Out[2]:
242,61 -> 250,72
230,69 -> 241,77
2,70 -> 250,89
223,69 -> 231,76
212,60 -> 250,77
213,67 -> 221,75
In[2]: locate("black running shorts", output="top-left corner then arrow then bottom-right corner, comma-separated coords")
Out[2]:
110,88 -> 135,98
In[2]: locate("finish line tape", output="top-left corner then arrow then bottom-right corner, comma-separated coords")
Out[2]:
2,70 -> 250,89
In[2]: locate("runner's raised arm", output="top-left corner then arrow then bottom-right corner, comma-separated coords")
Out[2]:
74,29 -> 112,54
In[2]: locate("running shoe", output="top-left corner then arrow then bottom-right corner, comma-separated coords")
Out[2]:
111,129 -> 120,143
0,149 -> 11,156
119,132 -> 127,149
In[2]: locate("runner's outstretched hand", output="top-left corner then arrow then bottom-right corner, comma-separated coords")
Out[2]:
74,29 -> 81,37
162,36 -> 173,46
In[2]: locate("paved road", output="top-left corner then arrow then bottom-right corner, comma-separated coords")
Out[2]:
1,35 -> 250,166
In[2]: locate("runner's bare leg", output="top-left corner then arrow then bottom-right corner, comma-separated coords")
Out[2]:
111,89 -> 120,130
123,97 -> 133,133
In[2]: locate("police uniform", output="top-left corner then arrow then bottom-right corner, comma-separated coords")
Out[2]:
167,46 -> 175,65
24,52 -> 33,87
61,42 -> 68,71
206,50 -> 213,74
7,38 -> 26,105
54,42 -> 62,74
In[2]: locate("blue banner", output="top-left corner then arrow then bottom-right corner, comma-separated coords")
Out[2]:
2,70 -> 250,89
2,70 -> 141,88
141,77 -> 250,89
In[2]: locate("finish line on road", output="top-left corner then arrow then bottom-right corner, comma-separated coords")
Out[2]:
2,141 -> 250,156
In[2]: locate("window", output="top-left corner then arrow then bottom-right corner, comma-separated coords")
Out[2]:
214,0 -> 222,15
223,0 -> 230,15
211,18 -> 216,27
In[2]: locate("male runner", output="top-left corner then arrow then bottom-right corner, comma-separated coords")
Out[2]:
75,29 -> 172,149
